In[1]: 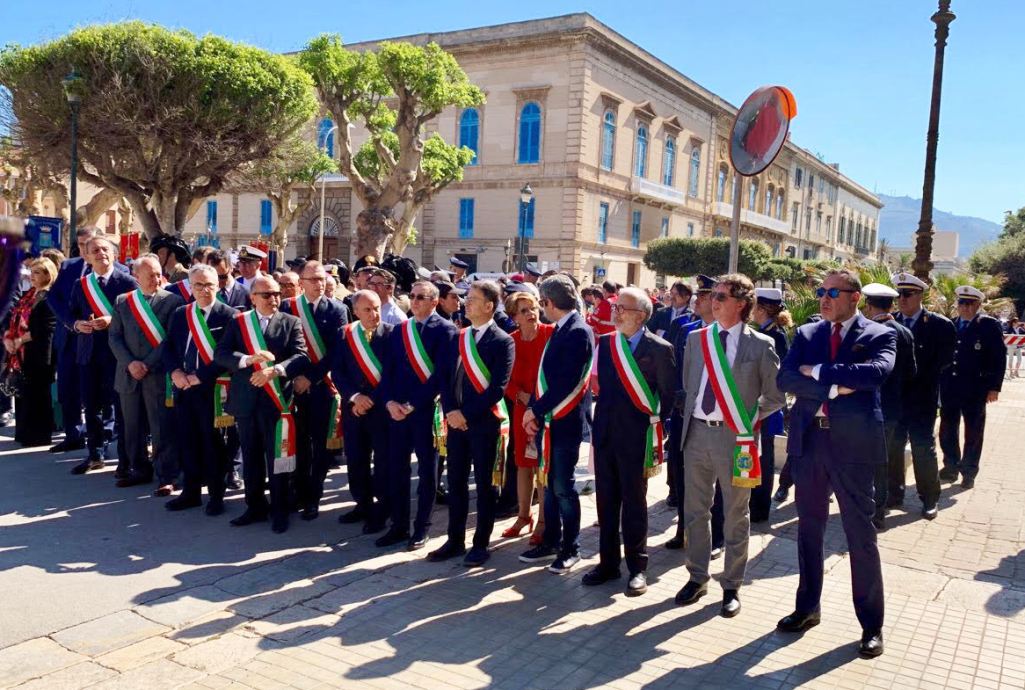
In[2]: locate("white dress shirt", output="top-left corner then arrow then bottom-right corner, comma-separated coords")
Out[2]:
381,298 -> 409,326
692,320 -> 745,422
811,313 -> 860,414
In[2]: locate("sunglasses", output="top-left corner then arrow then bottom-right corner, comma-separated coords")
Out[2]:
217,274 -> 229,282
710,291 -> 735,302
410,294 -> 434,302
957,298 -> 978,306
896,289 -> 921,298
816,287 -> 857,299
253,291 -> 281,299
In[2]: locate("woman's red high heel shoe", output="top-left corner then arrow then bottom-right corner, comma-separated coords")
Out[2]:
528,530 -> 544,546
501,516 -> 534,538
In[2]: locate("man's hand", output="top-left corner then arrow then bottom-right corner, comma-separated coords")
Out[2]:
446,409 -> 468,431
589,374 -> 600,397
987,390 -> 1000,404
352,393 -> 374,416
74,320 -> 94,334
250,350 -> 275,365
250,367 -> 277,388
2,338 -> 14,354
516,391 -> 531,406
293,375 -> 312,395
522,408 -> 540,436
90,316 -> 112,331
128,361 -> 149,380
386,401 -> 409,422
837,386 -> 855,396
799,365 -> 816,378
171,369 -> 191,390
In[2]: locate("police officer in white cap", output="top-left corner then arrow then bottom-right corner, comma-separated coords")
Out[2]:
236,246 -> 267,293
888,272 -> 954,518
862,283 -> 917,529
938,286 -> 1005,489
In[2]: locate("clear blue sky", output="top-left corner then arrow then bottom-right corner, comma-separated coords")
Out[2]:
4,0 -> 1022,223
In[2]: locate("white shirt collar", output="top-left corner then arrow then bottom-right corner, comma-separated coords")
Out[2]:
833,312 -> 860,337
94,266 -> 115,281
472,320 -> 494,341
715,320 -> 745,340
555,311 -> 575,329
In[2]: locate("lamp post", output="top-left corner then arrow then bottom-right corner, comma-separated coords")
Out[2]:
913,0 -> 956,280
61,69 -> 83,253
517,182 -> 533,270
317,124 -> 339,261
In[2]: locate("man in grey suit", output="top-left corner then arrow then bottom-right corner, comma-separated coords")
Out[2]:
674,273 -> 785,618
109,253 -> 185,492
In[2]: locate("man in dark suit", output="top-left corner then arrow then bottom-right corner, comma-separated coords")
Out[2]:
518,274 -> 595,575
939,286 -> 1006,489
68,235 -> 139,474
648,281 -> 693,339
889,272 -> 954,517
330,289 -> 394,532
208,250 -> 251,310
214,275 -> 308,534
280,260 -> 349,520
777,269 -> 896,658
584,287 -> 675,595
861,283 -> 917,531
163,264 -> 238,514
378,280 -> 458,550
429,280 -> 514,567
109,254 -> 184,491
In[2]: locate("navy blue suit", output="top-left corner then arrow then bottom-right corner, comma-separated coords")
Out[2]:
68,268 -> 139,458
528,311 -> 594,558
217,280 -> 251,310
380,314 -> 459,535
778,314 -> 895,634
750,321 -> 790,521
330,322 -> 393,521
441,322 -> 514,550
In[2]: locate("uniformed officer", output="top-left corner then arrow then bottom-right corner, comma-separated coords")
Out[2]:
889,272 -> 954,518
449,257 -> 471,291
938,286 -> 1005,489
235,246 -> 267,293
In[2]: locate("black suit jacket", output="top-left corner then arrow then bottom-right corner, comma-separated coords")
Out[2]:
213,310 -> 309,417
330,322 -> 394,404
877,318 -> 916,421
163,301 -> 239,385
69,269 -> 139,365
381,314 -> 458,412
442,322 -> 515,427
898,309 -> 955,410
593,330 -> 675,450
940,314 -> 1006,401
218,280 -> 251,310
21,297 -> 56,380
528,311 -> 594,436
280,295 -> 350,389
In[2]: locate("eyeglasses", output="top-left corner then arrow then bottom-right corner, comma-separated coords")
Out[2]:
896,289 -> 920,298
302,276 -> 326,283
815,287 -> 858,299
613,304 -> 645,313
253,291 -> 281,299
957,298 -> 978,306
217,274 -> 229,282
368,281 -> 393,289
411,294 -> 434,302
710,291 -> 735,302
193,282 -> 216,290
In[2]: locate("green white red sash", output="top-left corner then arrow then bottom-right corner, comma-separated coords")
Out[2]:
608,332 -> 664,477
172,279 -> 193,302
458,327 -> 510,488
184,303 -> 216,365
81,273 -> 113,318
237,310 -> 295,473
401,319 -> 434,383
295,295 -> 326,363
214,375 -> 234,428
346,322 -> 382,387
699,323 -> 761,488
433,400 -> 447,457
534,335 -> 591,483
125,290 -> 174,408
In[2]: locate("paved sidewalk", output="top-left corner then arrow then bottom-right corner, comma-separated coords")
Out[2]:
1,382 -> 1024,689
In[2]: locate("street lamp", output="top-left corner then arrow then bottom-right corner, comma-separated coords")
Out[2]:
517,182 -> 533,270
317,123 -> 339,261
61,68 -> 83,253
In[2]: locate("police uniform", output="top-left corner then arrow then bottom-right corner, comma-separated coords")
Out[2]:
449,257 -> 471,291
749,288 -> 790,523
235,246 -> 267,294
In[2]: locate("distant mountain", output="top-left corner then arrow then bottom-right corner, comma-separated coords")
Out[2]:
877,194 -> 1002,257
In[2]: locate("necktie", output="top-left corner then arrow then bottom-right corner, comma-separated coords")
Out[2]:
99,276 -> 107,288
701,330 -> 729,414
958,320 -> 967,332
260,316 -> 269,333
416,320 -> 424,335
471,327 -> 478,340
830,323 -> 843,361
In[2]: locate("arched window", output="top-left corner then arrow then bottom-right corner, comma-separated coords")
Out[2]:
459,108 -> 480,165
749,178 -> 759,211
635,124 -> 648,177
776,190 -> 784,219
518,103 -> 541,164
662,136 -> 676,186
839,216 -> 846,244
765,185 -> 774,215
688,148 -> 701,197
317,117 -> 335,158
600,110 -> 616,171
716,165 -> 728,202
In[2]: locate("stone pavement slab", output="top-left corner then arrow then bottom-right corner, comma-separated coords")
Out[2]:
51,610 -> 170,657
0,638 -> 86,688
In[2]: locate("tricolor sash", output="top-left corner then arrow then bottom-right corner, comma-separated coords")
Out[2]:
458,328 -> 510,489
534,336 -> 591,484
699,323 -> 761,488
172,279 -> 192,302
81,273 -> 113,318
237,310 -> 296,473
401,319 -> 434,383
608,333 -> 664,477
125,290 -> 174,407
295,295 -> 326,363
433,400 -> 447,457
345,322 -> 382,387
184,303 -> 216,366
214,375 -> 234,428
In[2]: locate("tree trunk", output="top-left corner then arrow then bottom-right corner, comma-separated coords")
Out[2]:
355,207 -> 395,261
77,188 -> 121,227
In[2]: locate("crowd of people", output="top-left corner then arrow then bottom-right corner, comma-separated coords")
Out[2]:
4,225 -> 1013,660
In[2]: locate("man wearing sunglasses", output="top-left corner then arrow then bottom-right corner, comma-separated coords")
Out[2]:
207,250 -> 250,310
938,286 -> 1005,489
777,269 -> 895,658
888,272 -> 954,517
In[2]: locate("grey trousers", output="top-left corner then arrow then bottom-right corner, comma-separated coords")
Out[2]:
683,421 -> 751,591
119,375 -> 178,484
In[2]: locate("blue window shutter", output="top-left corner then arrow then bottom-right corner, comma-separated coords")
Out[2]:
598,203 -> 609,244
635,125 -> 648,177
260,200 -> 272,236
459,109 -> 479,165
518,103 -> 541,164
459,198 -> 475,239
519,198 -> 535,239
206,200 -> 217,232
663,137 -> 675,186
689,148 -> 701,197
631,210 -> 641,248
318,118 -> 335,158
601,111 -> 616,170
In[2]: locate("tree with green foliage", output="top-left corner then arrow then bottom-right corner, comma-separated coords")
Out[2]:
644,237 -> 775,281
1000,207 -> 1025,239
970,235 -> 1025,314
0,22 -> 317,240
298,35 -> 484,260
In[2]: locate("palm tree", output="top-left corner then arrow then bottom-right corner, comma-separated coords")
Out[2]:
877,238 -> 890,265
927,273 -> 1012,318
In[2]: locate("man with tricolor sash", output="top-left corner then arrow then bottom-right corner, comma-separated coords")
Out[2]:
673,273 -> 784,619
162,263 -> 239,515
429,280 -> 514,567
378,280 -> 458,551
109,254 -> 185,493
67,234 -> 139,475
280,260 -> 349,521
518,274 -> 595,575
214,275 -> 309,534
585,287 -> 675,596
330,289 -> 394,533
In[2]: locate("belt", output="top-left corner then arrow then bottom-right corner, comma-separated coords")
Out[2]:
694,418 -> 725,428
814,417 -> 830,429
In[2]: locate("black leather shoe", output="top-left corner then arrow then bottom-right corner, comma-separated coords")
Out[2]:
463,546 -> 490,567
434,490 -> 449,506
872,514 -> 887,532
50,438 -> 85,454
961,477 -> 975,489
674,581 -> 708,606
750,513 -> 769,524
777,611 -> 821,633
859,631 -> 884,658
337,506 -> 368,524
772,486 -> 789,504
938,467 -> 959,482
426,541 -> 466,562
230,511 -> 268,527
721,589 -> 741,618
921,505 -> 938,520
70,457 -> 104,475
165,496 -> 202,511
375,528 -> 410,548
300,507 -> 319,521
626,572 -> 647,596
362,518 -> 386,535
581,566 -> 621,587
664,533 -> 685,550
205,501 -> 225,517
885,495 -> 904,509
271,514 -> 289,534
116,473 -> 152,488
666,493 -> 678,508
408,532 -> 430,551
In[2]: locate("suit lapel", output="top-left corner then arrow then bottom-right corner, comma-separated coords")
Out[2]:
836,315 -> 865,361
734,325 -> 751,364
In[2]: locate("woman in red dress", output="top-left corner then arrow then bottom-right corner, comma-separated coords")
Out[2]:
502,291 -> 554,544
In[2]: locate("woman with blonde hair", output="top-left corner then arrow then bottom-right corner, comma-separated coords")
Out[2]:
502,291 -> 554,544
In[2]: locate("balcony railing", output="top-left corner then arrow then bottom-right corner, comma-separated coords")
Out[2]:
631,176 -> 686,206
712,202 -> 790,236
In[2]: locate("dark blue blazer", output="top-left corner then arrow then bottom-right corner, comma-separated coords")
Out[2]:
878,318 -> 916,421
48,257 -> 128,352
218,280 -> 251,310
897,309 -> 955,411
280,296 -> 349,390
167,279 -> 196,304
68,268 -> 139,365
528,311 -> 595,436
757,320 -> 790,435
940,314 -> 1005,401
381,313 -> 458,412
778,314 -> 896,461
162,301 -> 239,385
441,322 -> 514,427
671,317 -> 706,391
330,322 -> 394,404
